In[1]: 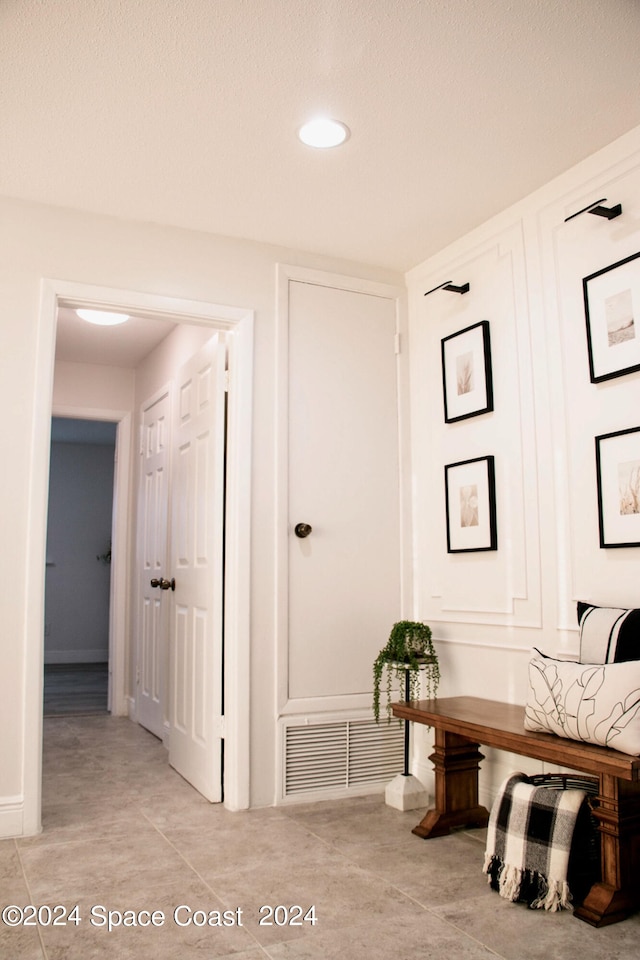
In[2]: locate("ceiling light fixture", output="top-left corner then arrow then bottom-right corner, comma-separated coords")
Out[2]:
76,308 -> 130,326
298,118 -> 350,149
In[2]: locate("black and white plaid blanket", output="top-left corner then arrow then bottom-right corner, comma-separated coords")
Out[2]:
483,772 -> 587,911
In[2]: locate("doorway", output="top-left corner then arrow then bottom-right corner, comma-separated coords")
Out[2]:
44,416 -> 117,717
24,280 -> 253,835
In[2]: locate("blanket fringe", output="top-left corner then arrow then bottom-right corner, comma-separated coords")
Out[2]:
483,855 -> 572,911
530,880 -> 572,913
498,863 -> 522,902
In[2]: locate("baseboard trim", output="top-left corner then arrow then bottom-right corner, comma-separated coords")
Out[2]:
0,796 -> 25,839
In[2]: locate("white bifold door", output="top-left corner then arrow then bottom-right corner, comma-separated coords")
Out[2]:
137,333 -> 226,802
137,388 -> 171,740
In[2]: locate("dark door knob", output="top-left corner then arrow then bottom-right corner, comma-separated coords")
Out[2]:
150,577 -> 176,591
294,523 -> 313,539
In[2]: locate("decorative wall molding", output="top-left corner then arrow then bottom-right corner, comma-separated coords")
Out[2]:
537,153 -> 640,630
409,131 -> 640,654
410,228 -> 542,630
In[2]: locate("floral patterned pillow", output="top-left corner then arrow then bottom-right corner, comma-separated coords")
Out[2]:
524,649 -> 640,755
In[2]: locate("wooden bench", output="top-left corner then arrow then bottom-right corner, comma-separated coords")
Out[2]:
391,695 -> 640,927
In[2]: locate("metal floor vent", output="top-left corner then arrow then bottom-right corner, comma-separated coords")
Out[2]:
284,718 -> 404,797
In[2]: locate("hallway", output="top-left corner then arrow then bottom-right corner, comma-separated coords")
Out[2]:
2,716 -> 639,958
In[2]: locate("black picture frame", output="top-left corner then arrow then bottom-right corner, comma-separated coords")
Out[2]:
595,425 -> 640,548
583,251 -> 640,383
444,455 -> 497,553
441,320 -> 493,423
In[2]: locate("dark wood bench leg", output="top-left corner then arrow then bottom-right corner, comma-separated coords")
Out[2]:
412,728 -> 489,839
573,775 -> 640,926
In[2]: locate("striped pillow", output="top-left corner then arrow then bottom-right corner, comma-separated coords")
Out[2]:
577,602 -> 640,663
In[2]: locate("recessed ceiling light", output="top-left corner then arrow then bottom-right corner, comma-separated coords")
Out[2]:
76,309 -> 130,326
298,118 -> 350,149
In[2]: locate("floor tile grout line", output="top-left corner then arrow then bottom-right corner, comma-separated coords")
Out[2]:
13,837 -> 50,960
140,806 -> 273,956
273,814 -> 510,959
233,811 -> 510,956
137,808 -> 437,956
324,842 -> 510,957
387,888 -> 509,960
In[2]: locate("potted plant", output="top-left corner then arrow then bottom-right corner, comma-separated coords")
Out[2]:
373,620 -> 440,722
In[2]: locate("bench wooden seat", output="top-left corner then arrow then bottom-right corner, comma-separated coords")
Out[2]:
391,696 -> 640,927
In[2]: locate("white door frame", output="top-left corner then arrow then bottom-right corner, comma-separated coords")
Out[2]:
24,279 -> 253,834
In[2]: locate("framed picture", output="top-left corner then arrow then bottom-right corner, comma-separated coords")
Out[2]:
441,320 -> 493,423
595,425 -> 640,548
583,251 -> 640,383
444,455 -> 497,553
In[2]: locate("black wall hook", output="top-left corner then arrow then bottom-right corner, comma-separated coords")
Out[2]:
564,198 -> 622,223
589,203 -> 622,220
424,280 -> 470,297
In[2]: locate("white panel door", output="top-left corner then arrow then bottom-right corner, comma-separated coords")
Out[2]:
168,333 -> 226,801
137,390 -> 170,739
288,281 -> 402,700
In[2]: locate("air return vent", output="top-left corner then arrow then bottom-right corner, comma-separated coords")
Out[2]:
283,718 -> 404,798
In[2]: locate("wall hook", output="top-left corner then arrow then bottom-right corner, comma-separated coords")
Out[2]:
424,280 -> 470,297
589,202 -> 622,220
564,198 -> 623,223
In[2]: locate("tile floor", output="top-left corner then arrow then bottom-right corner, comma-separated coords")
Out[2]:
2,715 -> 639,959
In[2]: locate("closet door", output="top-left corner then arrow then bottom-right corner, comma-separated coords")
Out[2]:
287,280 -> 402,701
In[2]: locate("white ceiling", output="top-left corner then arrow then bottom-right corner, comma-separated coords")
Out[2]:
55,306 -> 176,367
2,1 -> 640,273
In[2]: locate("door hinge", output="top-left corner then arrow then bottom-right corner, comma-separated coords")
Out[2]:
215,715 -> 226,738
224,369 -> 230,392
394,332 -> 401,355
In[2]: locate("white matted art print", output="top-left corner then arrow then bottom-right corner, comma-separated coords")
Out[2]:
444,455 -> 497,553
583,251 -> 640,383
440,320 -> 493,422
596,425 -> 640,548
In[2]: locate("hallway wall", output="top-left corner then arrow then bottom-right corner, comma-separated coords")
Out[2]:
0,195 -> 401,836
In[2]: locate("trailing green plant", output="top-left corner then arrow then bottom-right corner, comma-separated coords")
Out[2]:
372,620 -> 440,723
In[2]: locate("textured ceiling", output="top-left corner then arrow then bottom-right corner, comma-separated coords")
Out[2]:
2,0 -> 640,272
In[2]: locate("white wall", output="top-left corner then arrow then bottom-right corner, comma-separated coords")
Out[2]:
406,125 -> 640,803
53,361 -> 135,413
134,323 -> 214,411
0,194 -> 400,836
